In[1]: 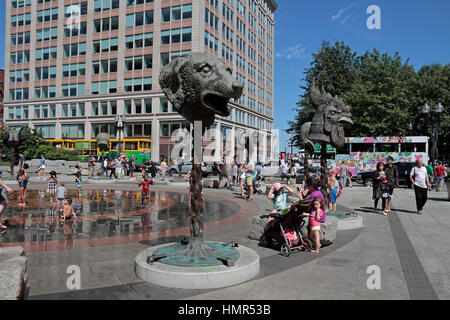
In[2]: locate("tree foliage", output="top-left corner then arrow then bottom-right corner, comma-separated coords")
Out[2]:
0,127 -> 82,163
289,41 -> 450,159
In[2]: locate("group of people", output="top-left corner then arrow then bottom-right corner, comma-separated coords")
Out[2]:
425,160 -> 448,192
372,157 -> 448,215
215,156 -> 257,201
263,175 -> 327,253
93,154 -> 137,180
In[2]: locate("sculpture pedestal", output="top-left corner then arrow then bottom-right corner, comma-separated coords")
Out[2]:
135,242 -> 259,289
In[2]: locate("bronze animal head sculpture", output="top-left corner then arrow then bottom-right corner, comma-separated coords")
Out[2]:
159,53 -> 243,127
301,84 -> 353,150
96,133 -> 110,152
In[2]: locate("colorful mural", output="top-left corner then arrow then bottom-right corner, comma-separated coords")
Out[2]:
310,152 -> 427,176
345,137 -> 413,144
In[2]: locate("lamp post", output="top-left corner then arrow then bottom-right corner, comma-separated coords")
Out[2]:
423,103 -> 445,164
115,115 -> 126,156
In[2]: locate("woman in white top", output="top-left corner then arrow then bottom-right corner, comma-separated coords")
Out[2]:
239,164 -> 246,198
410,158 -> 431,215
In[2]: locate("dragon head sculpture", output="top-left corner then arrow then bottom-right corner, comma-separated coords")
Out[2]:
306,84 -> 353,149
159,53 -> 243,127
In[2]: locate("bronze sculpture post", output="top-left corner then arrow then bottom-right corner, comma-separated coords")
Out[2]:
159,53 -> 243,259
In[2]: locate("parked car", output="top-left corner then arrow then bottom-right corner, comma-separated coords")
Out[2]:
296,166 -> 320,184
168,162 -> 212,177
356,162 -> 414,188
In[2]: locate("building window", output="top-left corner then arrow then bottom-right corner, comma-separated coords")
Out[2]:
91,81 -> 117,94
94,17 -> 119,33
35,125 -> 55,139
126,10 -> 153,27
63,43 -> 86,58
62,124 -> 85,139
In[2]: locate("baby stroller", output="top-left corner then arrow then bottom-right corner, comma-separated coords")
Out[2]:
244,168 -> 264,196
259,200 -> 313,257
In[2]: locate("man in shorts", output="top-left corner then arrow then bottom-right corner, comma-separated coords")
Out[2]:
37,154 -> 46,178
435,161 -> 447,192
384,156 -> 399,213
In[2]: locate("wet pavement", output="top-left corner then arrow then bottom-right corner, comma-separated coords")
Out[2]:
0,189 -> 238,244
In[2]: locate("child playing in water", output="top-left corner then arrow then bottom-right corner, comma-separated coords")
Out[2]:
302,197 -> 325,253
62,198 -> 77,222
57,182 -> 67,205
139,174 -> 152,204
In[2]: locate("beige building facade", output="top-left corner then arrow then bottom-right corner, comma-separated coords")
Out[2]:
4,0 -> 277,163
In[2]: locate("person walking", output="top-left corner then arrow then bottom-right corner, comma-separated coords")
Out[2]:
373,162 -> 388,214
410,158 -> 431,215
289,162 -> 297,186
280,160 -> 289,183
245,159 -> 255,201
426,160 -> 434,189
129,155 -> 136,180
103,157 -> 108,178
435,161 -> 447,192
37,154 -> 46,178
384,156 -> 399,213
17,169 -> 28,207
339,163 -> 348,188
160,158 -> 168,180
75,166 -> 83,199
0,179 -> 14,230
108,158 -> 117,179
88,154 -> 96,178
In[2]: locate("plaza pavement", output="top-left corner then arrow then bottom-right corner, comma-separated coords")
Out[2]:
3,176 -> 448,300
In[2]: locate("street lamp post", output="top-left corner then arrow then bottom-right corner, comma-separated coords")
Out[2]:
423,103 -> 445,163
115,115 -> 126,156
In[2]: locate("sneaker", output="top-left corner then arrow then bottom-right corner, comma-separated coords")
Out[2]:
418,211 -> 423,215
382,210 -> 388,216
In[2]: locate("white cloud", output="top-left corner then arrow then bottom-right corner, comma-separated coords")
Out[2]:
331,2 -> 359,24
276,44 -> 307,60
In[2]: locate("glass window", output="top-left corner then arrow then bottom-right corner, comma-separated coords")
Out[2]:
124,79 -> 133,92
144,55 -> 152,69
162,7 -> 170,22
145,10 -> 153,24
172,6 -> 181,20
124,100 -> 132,114
126,36 -> 134,49
143,78 -> 152,91
182,27 -> 192,42
145,99 -> 152,113
136,12 -> 144,26
126,14 -> 134,27
171,28 -> 181,43
161,30 -> 170,44
144,33 -> 153,46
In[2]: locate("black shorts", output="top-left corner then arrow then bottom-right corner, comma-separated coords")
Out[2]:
388,186 -> 394,197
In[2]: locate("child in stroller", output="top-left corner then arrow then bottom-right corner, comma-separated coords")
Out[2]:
259,199 -> 314,256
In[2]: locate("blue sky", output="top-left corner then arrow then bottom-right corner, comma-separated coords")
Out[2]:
274,0 -> 450,151
1,1 -> 449,152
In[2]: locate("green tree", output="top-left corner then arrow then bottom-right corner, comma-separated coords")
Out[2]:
343,49 -> 418,137
413,64 -> 450,160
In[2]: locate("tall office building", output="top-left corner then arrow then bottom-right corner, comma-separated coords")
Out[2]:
4,0 -> 276,162
0,69 -> 4,125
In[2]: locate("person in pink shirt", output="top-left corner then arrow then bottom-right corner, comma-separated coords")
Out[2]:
435,161 -> 447,192
302,197 -> 325,253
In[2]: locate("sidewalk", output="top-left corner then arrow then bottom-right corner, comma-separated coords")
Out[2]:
21,183 -> 450,300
